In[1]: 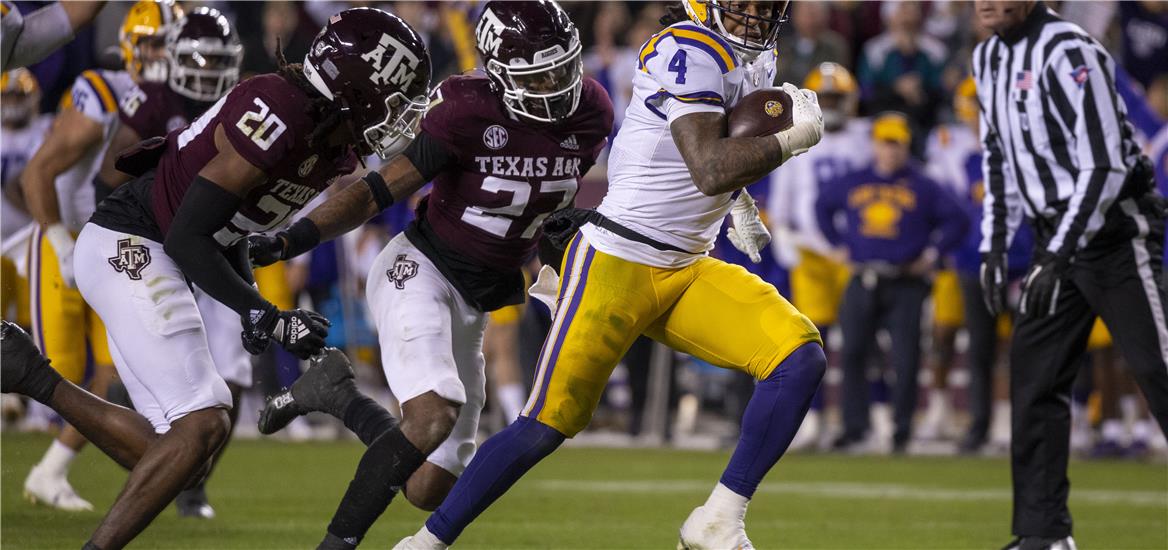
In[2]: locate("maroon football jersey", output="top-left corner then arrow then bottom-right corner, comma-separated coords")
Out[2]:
150,74 -> 357,246
420,73 -> 613,271
118,82 -> 199,140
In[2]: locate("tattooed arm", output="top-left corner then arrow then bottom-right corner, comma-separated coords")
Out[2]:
672,83 -> 823,197
670,111 -> 785,196
307,155 -> 426,242
248,153 -> 430,267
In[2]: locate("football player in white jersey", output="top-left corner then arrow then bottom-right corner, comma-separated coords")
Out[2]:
768,62 -> 870,450
1,69 -> 51,328
18,0 -> 179,512
396,2 -> 827,549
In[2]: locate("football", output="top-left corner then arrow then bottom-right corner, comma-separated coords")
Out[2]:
727,88 -> 795,138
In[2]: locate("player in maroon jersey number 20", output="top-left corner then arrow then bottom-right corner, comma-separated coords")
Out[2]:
1,8 -> 431,550
249,1 -> 612,547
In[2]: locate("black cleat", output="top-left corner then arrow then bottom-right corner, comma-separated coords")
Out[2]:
1,321 -> 61,403
258,348 -> 358,435
175,486 -> 215,519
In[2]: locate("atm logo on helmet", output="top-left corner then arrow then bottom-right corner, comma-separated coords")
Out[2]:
361,33 -> 421,89
476,9 -> 505,56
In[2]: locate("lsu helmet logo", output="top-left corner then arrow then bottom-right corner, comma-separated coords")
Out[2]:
476,8 -> 506,56
361,32 -> 421,89
764,100 -> 784,118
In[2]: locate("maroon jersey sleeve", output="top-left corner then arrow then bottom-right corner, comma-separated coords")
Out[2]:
218,75 -> 310,173
419,75 -> 496,158
118,82 -> 166,139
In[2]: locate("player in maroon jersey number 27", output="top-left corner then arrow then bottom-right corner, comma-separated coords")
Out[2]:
1,8 -> 431,550
249,1 -> 612,548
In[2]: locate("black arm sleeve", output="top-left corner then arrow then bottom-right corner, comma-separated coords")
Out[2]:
163,176 -> 272,316
402,130 -> 456,182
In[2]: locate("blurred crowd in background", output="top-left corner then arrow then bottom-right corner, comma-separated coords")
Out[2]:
2,0 -> 1167,460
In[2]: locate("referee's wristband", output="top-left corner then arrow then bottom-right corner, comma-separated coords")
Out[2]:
362,170 -> 395,211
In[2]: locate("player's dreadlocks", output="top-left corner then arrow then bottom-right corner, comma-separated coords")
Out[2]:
274,39 -> 346,148
661,2 -> 689,26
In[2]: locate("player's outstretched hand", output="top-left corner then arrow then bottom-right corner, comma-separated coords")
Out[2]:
726,190 -> 771,263
247,234 -> 287,268
772,82 -> 824,162
241,306 -> 331,359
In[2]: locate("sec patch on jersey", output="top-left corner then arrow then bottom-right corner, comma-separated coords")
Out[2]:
727,88 -> 794,138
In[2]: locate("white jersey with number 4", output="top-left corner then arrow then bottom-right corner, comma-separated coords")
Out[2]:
582,21 -> 777,268
56,69 -> 134,232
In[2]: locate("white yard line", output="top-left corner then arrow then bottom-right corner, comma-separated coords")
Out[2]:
530,480 -> 1168,507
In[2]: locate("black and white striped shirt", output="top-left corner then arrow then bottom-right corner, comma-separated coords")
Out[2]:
973,5 -> 1143,258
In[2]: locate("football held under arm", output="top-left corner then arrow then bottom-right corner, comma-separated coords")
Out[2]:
650,37 -> 821,196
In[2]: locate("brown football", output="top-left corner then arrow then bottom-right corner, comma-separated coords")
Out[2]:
727,88 -> 794,138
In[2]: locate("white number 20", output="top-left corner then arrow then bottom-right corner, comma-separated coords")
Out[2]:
461,176 -> 578,238
235,98 -> 287,151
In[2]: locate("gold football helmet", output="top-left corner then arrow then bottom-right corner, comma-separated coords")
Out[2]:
119,0 -> 183,82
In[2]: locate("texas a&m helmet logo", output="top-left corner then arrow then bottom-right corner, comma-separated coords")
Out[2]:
475,8 -> 506,57
361,32 -> 422,89
386,254 -> 418,289
108,238 -> 152,280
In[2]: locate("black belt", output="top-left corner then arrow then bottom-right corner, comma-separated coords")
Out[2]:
582,210 -> 689,254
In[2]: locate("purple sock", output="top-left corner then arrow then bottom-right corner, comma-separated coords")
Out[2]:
720,343 -> 826,498
426,416 -> 565,544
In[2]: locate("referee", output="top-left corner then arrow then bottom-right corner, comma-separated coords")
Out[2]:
973,2 -> 1168,549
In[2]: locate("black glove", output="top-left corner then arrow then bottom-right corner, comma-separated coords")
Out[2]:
247,233 -> 287,267
979,252 -> 1008,316
247,218 -> 321,268
241,305 -> 331,359
1019,251 -> 1069,319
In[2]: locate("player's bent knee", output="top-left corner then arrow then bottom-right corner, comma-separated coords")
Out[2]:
403,463 -> 458,511
401,392 -> 461,452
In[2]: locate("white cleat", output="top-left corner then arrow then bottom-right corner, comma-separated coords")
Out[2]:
677,505 -> 753,550
23,465 -> 93,511
393,526 -> 449,550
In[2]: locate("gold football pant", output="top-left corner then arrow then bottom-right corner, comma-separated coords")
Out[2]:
523,234 -> 821,436
30,226 -> 112,383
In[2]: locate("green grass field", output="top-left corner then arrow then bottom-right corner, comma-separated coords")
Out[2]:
2,433 -> 1165,549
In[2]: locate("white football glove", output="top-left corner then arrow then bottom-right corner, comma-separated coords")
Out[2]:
773,82 -> 824,162
726,190 -> 771,264
528,264 -> 561,317
44,223 -> 76,288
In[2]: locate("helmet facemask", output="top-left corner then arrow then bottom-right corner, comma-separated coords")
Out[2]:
135,35 -> 171,83
168,39 -> 242,101
359,91 -> 430,159
486,37 -> 583,124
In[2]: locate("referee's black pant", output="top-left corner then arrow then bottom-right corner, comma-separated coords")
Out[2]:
1011,191 -> 1168,538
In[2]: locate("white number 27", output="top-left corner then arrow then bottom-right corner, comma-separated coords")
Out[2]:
235,98 -> 287,151
461,176 -> 578,238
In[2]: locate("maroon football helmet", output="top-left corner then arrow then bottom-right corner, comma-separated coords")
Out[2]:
475,0 -> 582,123
166,7 -> 242,102
303,7 -> 431,158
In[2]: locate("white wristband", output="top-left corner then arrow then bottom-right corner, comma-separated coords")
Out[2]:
44,223 -> 75,255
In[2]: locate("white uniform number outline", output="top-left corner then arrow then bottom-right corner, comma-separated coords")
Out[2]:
235,98 -> 287,151
212,193 -> 295,247
461,176 -> 578,239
